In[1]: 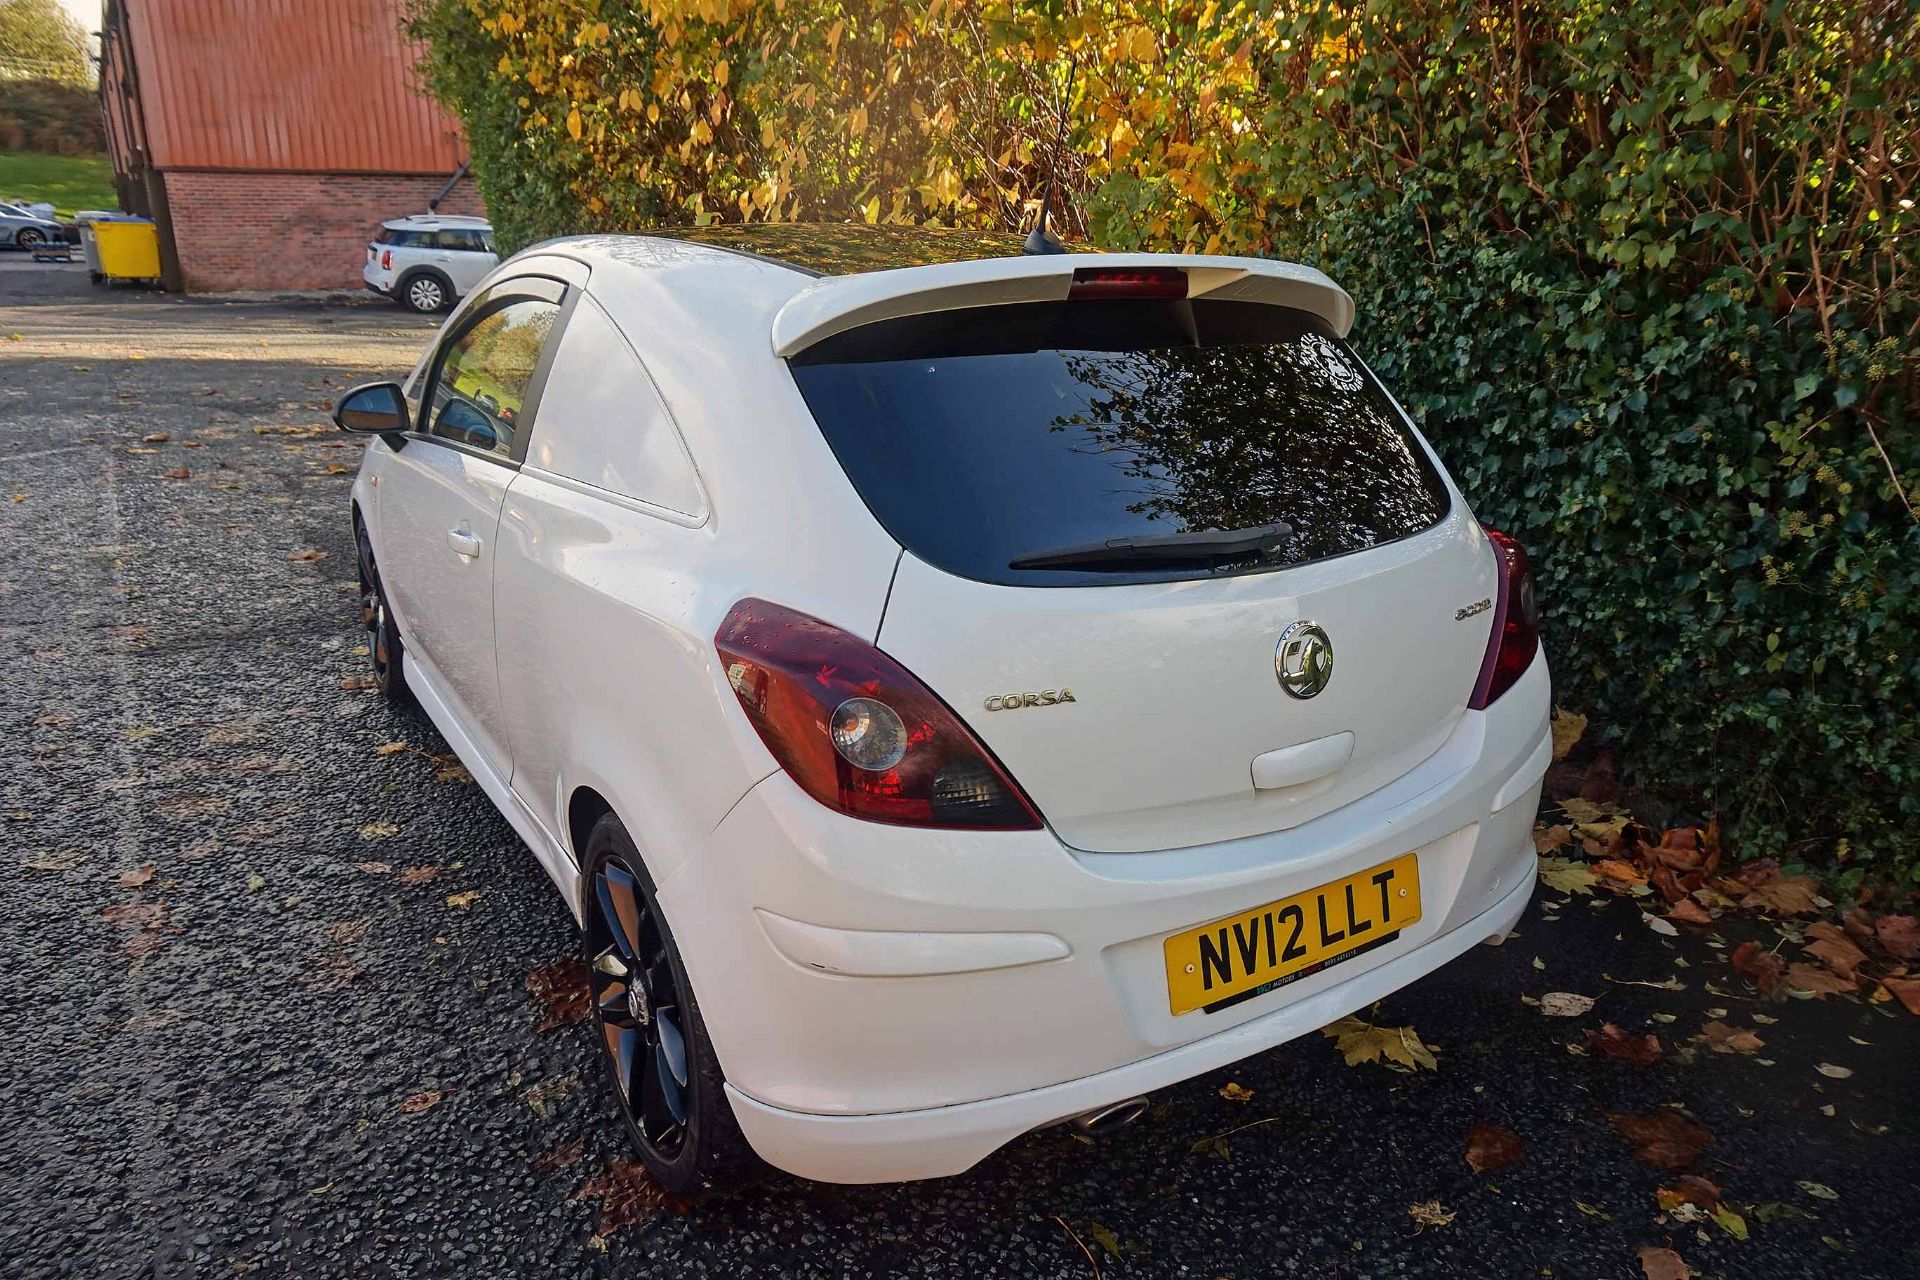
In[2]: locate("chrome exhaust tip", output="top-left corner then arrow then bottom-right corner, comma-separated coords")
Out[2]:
1069,1096 -> 1150,1137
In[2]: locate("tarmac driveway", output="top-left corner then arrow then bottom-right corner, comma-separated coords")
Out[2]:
2,261 -> 1914,1279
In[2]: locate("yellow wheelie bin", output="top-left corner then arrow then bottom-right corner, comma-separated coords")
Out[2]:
94,218 -> 162,285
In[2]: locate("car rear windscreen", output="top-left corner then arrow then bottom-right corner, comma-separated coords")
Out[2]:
788,298 -> 1452,587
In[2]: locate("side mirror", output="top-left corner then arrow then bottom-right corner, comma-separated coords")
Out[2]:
333,381 -> 410,434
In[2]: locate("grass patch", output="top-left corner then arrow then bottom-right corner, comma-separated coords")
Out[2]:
0,152 -> 117,220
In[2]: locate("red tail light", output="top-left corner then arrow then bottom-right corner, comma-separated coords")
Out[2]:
1469,529 -> 1539,709
715,599 -> 1043,830
1068,267 -> 1188,301
381,250 -> 392,270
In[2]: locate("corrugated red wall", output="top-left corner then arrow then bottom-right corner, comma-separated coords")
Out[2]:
122,0 -> 466,173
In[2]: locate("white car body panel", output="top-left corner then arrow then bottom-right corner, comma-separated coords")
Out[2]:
350,233 -> 1550,1185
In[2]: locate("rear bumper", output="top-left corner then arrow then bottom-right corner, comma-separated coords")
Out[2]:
658,652 -> 1551,1182
728,868 -> 1533,1182
361,263 -> 394,296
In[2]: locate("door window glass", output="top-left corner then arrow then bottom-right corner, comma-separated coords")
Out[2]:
425,298 -> 559,459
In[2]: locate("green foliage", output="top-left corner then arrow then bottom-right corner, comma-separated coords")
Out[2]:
0,149 -> 114,216
0,0 -> 92,87
1214,0 -> 1919,873
408,0 -> 1919,873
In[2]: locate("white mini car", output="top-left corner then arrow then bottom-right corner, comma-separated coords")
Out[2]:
362,214 -> 499,313
333,226 -> 1550,1193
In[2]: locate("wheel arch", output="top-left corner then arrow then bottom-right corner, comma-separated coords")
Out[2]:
397,265 -> 454,307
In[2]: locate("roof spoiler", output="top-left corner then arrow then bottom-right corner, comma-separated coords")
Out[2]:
769,253 -> 1355,357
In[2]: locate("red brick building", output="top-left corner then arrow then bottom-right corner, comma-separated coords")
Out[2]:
98,0 -> 484,293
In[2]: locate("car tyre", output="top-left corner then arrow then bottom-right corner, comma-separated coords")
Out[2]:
355,522 -> 411,703
582,813 -> 759,1196
16,228 -> 46,248
399,271 -> 450,314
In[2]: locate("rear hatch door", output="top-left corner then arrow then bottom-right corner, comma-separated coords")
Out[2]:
789,285 -> 1496,853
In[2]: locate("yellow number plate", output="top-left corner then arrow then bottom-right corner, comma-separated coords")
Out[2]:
1164,853 -> 1422,1016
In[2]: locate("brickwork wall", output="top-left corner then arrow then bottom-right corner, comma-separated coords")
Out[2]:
162,171 -> 487,293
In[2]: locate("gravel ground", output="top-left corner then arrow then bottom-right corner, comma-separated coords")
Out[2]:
2,256 -> 1915,1279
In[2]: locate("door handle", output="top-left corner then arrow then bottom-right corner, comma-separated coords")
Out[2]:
447,527 -> 482,558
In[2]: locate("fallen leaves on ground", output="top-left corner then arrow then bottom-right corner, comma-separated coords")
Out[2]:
1880,976 -> 1920,1016
1538,992 -> 1596,1017
1538,856 -> 1599,896
1696,1020 -> 1764,1055
1730,941 -> 1787,996
1582,1023 -> 1663,1065
1876,915 -> 1920,961
340,675 -> 379,691
575,1159 -> 692,1232
445,889 -> 481,911
1464,1124 -> 1525,1173
531,1140 -> 584,1174
113,865 -> 156,887
1656,1176 -> 1723,1213
163,467 -> 189,480
1550,707 -> 1587,761
1814,1062 -> 1853,1079
353,861 -> 393,875
101,901 -> 166,930
1738,873 -> 1820,916
22,850 -> 85,872
1798,1180 -> 1839,1201
1611,1111 -> 1714,1172
359,821 -> 398,840
1407,1200 -> 1454,1232
528,959 -> 591,1032
523,1072 -> 578,1117
1637,1245 -> 1690,1280
1802,923 -> 1867,981
1218,1082 -> 1254,1103
373,741 -> 407,756
1321,1015 -> 1438,1071
399,865 -> 439,885
1785,963 -> 1856,997
327,918 -> 369,946
397,1089 -> 443,1114
287,548 -> 328,562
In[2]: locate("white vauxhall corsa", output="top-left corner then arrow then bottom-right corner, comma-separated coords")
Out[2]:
332,225 -> 1551,1194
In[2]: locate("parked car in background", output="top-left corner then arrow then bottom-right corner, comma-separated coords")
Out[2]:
0,201 -> 70,249
330,226 -> 1550,1194
362,214 -> 498,313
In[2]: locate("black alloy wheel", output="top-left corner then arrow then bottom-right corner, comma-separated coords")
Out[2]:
581,815 -> 756,1194
355,523 -> 408,702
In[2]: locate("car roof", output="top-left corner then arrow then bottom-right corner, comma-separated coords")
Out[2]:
639,224 -> 1035,277
385,214 -> 492,229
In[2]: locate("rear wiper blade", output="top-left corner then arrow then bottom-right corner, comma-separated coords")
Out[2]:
1008,522 -> 1293,571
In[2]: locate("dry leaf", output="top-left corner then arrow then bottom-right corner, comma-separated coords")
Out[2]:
1803,923 -> 1867,981
445,889 -> 481,910
575,1158 -> 692,1232
400,865 -> 440,885
1697,1020 -> 1764,1055
1730,941 -> 1787,995
1321,1016 -> 1438,1071
1407,1199 -> 1454,1232
327,918 -> 369,946
1584,1023 -> 1663,1065
359,821 -> 398,839
353,861 -> 393,875
114,865 -> 156,887
1549,707 -> 1587,760
1814,1063 -> 1853,1079
1539,992 -> 1597,1017
1785,963 -> 1856,997
397,1089 -> 443,1114
287,548 -> 328,562
1739,875 -> 1819,915
1218,1082 -> 1255,1103
532,1140 -> 584,1174
529,959 -> 592,1032
1538,856 -> 1599,896
373,741 -> 408,756
1665,898 -> 1714,926
1611,1111 -> 1713,1171
1874,914 -> 1919,962
1464,1124 -> 1525,1174
1655,1176 -> 1723,1212
142,432 -> 170,443
1637,1246 -> 1690,1280
163,466 -> 189,480
1533,823 -> 1572,854
1880,975 -> 1920,1016
101,902 -> 166,930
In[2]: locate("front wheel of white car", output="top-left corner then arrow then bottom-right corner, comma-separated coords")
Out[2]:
582,813 -> 758,1195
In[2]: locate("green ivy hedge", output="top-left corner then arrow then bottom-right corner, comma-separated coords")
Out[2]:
1191,0 -> 1918,880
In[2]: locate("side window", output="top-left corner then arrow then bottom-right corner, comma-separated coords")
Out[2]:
424,298 -> 560,460
525,294 -> 706,518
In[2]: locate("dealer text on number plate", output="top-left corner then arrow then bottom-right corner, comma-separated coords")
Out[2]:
1163,853 -> 1422,1016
